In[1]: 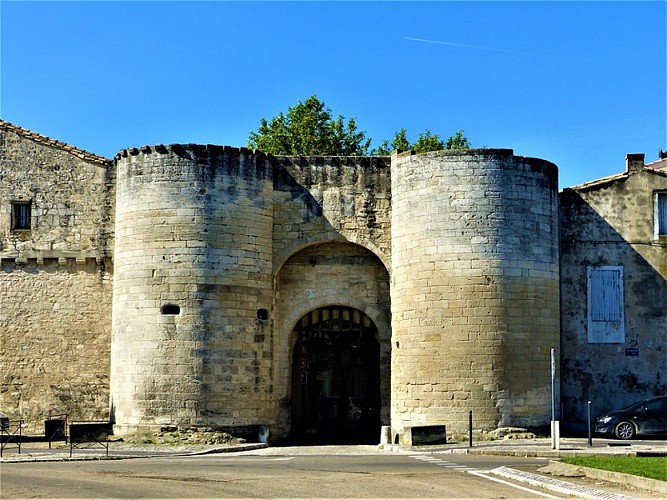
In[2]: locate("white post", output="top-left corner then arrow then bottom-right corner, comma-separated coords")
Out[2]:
380,426 -> 391,445
550,348 -> 557,449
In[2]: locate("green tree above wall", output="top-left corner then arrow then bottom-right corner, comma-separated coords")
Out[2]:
371,128 -> 471,155
248,94 -> 472,156
248,95 -> 371,156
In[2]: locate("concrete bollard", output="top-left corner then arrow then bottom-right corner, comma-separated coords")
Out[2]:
551,420 -> 560,450
380,425 -> 391,445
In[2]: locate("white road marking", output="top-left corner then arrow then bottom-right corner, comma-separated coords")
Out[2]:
410,455 -> 478,472
490,466 -> 633,499
468,470 -> 560,498
412,456 -> 559,496
204,456 -> 296,461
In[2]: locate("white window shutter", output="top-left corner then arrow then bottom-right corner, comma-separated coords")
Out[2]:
658,192 -> 667,236
587,266 -> 625,343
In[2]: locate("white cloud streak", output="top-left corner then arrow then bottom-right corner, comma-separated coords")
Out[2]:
404,37 -> 536,55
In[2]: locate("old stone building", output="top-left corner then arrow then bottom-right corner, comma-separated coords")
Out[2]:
559,153 -> 667,432
1,119 -> 665,443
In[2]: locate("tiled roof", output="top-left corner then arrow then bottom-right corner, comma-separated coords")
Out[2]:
646,158 -> 667,171
0,119 -> 111,165
566,172 -> 629,191
567,160 -> 667,192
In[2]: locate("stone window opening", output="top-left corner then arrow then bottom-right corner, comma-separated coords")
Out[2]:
11,201 -> 31,230
161,304 -> 180,315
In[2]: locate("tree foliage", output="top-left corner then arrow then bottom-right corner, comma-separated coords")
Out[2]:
372,128 -> 471,155
248,94 -> 472,157
248,95 -> 371,156
444,130 -> 471,150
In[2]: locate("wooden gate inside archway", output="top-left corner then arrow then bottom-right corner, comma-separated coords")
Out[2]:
291,307 -> 380,444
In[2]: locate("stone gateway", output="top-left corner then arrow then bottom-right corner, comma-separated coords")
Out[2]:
1,120 -> 665,444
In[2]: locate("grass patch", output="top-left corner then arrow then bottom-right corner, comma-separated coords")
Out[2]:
561,456 -> 667,481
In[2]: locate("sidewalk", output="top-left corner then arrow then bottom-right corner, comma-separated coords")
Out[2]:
419,436 -> 667,458
0,440 -> 269,462
2,436 -> 665,461
2,437 -> 665,497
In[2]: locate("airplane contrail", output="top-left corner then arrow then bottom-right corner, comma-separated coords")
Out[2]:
404,37 -> 534,55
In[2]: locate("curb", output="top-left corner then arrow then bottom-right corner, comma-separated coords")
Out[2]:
184,443 -> 269,456
0,443 -> 268,463
455,447 -> 637,458
490,466 -> 633,499
386,442 -> 667,495
549,460 -> 667,495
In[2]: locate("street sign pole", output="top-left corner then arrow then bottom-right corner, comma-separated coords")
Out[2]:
550,348 -> 559,450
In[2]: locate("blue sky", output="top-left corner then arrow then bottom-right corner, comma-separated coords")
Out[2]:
1,1 -> 665,188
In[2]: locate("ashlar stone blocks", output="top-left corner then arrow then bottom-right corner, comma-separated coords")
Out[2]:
390,149 -> 560,443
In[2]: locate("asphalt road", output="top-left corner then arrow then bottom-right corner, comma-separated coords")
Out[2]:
1,452 -> 565,498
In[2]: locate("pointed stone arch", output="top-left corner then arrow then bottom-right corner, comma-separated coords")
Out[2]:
272,241 -> 391,442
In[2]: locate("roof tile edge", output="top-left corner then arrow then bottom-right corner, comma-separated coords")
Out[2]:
0,119 -> 111,166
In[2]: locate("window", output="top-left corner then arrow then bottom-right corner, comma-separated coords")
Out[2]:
11,202 -> 31,230
587,266 -> 625,343
656,192 -> 667,238
161,304 -> 180,315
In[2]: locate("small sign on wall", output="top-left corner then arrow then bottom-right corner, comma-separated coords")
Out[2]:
625,348 -> 639,357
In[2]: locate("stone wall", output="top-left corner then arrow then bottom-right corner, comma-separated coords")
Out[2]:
0,122 -> 114,260
0,122 -> 113,431
0,259 -> 112,432
269,157 -> 392,440
3,117 -> 663,443
390,149 -> 560,442
111,145 -> 275,434
560,155 -> 667,430
272,156 -> 392,270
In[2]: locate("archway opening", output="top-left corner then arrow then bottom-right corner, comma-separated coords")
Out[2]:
291,306 -> 380,444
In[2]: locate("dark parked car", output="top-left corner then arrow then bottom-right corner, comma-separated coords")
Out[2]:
594,396 -> 667,439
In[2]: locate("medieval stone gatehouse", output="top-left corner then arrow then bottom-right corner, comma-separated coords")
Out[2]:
1,119 -> 665,443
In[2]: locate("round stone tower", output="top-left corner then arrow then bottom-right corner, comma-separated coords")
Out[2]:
390,149 -> 559,443
110,144 -> 274,435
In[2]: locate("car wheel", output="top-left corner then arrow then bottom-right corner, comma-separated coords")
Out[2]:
614,421 -> 636,440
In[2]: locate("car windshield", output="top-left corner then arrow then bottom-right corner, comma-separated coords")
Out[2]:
619,402 -> 643,412
616,399 -> 662,412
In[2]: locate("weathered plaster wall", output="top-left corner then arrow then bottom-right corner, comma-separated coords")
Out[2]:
560,158 -> 667,429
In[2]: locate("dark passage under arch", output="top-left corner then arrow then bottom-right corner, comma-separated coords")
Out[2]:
291,306 -> 380,444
